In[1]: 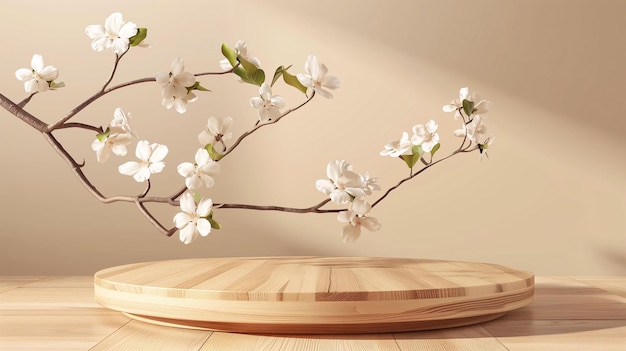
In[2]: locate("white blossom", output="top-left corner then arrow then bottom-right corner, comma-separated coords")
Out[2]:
15,54 -> 59,93
177,148 -> 221,190
85,13 -> 138,54
297,55 -> 340,98
411,119 -> 440,153
337,198 -> 381,243
198,116 -> 234,147
443,87 -> 493,118
110,107 -> 137,137
118,140 -> 168,182
362,172 -> 380,195
380,132 -> 412,157
90,108 -> 136,163
249,83 -> 285,122
316,160 -> 367,205
173,192 -> 213,244
453,115 -> 491,144
155,58 -> 197,114
91,126 -> 133,163
219,40 -> 261,71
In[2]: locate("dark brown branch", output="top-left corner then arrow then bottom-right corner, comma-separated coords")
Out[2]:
0,92 -> 47,132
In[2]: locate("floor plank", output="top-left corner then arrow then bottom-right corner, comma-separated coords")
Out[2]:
90,320 -> 212,351
201,332 -> 401,351
483,320 -> 626,351
0,277 -> 46,294
393,324 -> 509,351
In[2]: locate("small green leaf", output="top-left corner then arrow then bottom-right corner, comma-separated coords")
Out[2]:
272,65 -> 286,86
399,145 -> 424,169
282,69 -> 307,94
49,81 -> 65,89
129,28 -> 148,47
207,213 -> 221,230
231,56 -> 265,86
430,143 -> 440,157
187,81 -> 211,93
204,143 -> 224,161
252,69 -> 265,86
221,43 -> 238,67
192,192 -> 202,202
96,127 -> 110,142
462,99 -> 475,117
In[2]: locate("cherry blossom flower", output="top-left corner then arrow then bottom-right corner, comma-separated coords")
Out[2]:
85,13 -> 138,54
15,54 -> 60,93
110,107 -> 137,137
443,87 -> 493,118
337,198 -> 381,243
219,40 -> 261,71
90,108 -> 137,163
316,160 -> 367,205
297,55 -> 340,98
174,192 -> 213,244
362,172 -> 380,195
118,140 -> 168,182
91,126 -> 133,163
198,116 -> 234,147
249,83 -> 285,122
177,148 -> 221,190
380,132 -> 412,157
156,57 -> 197,114
453,115 -> 491,144
411,120 -> 440,153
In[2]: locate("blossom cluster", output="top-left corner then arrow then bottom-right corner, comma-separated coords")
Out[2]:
316,161 -> 381,243
12,12 -> 495,245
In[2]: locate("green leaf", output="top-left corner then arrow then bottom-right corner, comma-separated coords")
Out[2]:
207,213 -> 221,230
204,143 -> 224,161
187,81 -> 211,93
192,192 -> 202,202
430,143 -> 440,157
462,99 -> 475,117
129,28 -> 148,47
231,56 -> 265,86
96,127 -> 110,142
234,67 -> 265,86
49,81 -> 65,89
221,43 -> 238,67
238,55 -> 257,73
282,69 -> 307,94
399,145 -> 424,169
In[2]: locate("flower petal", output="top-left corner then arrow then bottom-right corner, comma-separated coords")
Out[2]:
341,224 -> 361,243
196,197 -> 213,217
15,68 -> 32,81
177,162 -> 195,177
118,161 -> 140,176
179,192 -> 196,213
30,54 -> 44,72
196,219 -> 212,236
149,144 -> 169,162
360,217 -> 382,232
179,223 -> 197,244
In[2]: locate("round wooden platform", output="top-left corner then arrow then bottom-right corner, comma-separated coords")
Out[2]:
93,257 -> 534,334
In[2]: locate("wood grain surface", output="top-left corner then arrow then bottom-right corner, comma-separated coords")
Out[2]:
93,257 -> 534,334
2,275 -> 625,350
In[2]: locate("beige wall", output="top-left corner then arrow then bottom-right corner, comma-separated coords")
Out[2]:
1,0 -> 624,275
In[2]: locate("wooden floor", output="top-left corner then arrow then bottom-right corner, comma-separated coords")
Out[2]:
0,276 -> 624,350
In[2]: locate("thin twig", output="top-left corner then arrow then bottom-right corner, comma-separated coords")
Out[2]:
222,91 -> 316,158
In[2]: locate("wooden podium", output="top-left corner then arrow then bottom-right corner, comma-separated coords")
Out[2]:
94,256 -> 534,334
